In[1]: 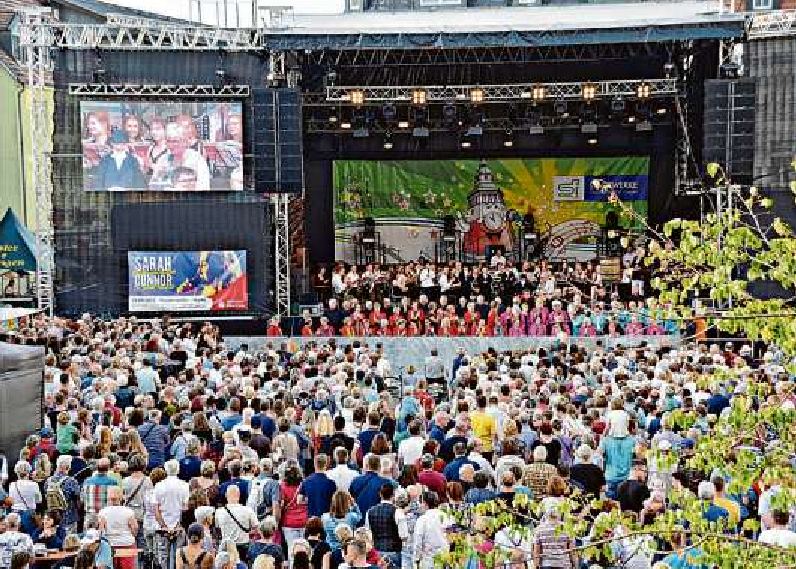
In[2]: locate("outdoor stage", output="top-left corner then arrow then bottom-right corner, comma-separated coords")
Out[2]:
17,0 -> 749,319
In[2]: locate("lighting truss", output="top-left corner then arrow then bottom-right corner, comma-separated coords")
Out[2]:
22,9 -> 55,315
19,13 -> 264,50
748,10 -> 796,38
324,79 -> 678,104
272,194 -> 291,317
68,84 -> 250,97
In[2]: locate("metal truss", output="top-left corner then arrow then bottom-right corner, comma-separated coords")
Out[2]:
325,78 -> 679,104
22,9 -> 55,316
68,83 -> 250,97
748,10 -> 796,38
19,15 -> 263,50
272,194 -> 291,317
307,42 -> 666,68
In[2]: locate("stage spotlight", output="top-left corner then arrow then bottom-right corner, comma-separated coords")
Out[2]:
328,112 -> 338,124
636,82 -> 650,99
470,88 -> 484,104
656,103 -> 668,115
503,129 -> 515,148
383,131 -> 394,150
460,138 -> 472,148
382,103 -> 397,123
412,89 -> 427,106
326,70 -> 337,86
587,136 -> 598,145
349,89 -> 365,106
532,85 -> 546,101
340,119 -> 352,129
582,83 -> 596,100
397,120 -> 410,129
554,99 -> 568,118
664,62 -> 676,78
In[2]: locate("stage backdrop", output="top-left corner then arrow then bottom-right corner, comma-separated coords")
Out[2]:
80,101 -> 243,192
334,157 -> 648,262
128,250 -> 248,312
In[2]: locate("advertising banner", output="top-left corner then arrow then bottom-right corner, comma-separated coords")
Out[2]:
80,101 -> 243,192
128,251 -> 248,312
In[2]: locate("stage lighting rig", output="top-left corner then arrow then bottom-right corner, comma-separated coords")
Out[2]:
412,89 -> 427,106
582,83 -> 597,100
470,88 -> 484,104
636,82 -> 650,99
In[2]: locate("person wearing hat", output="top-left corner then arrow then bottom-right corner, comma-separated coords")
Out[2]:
94,129 -> 145,191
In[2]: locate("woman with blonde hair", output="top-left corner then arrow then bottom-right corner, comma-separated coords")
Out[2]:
190,460 -> 220,507
128,429 -> 149,462
97,426 -> 113,457
314,410 -> 334,453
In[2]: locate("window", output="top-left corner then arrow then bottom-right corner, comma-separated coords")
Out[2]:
752,0 -> 773,9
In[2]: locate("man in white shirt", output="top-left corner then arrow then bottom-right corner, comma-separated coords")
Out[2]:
327,448 -> 359,492
413,491 -> 450,569
153,460 -> 189,569
153,123 -> 210,191
0,513 -> 33,569
215,485 -> 258,558
397,421 -> 426,467
97,486 -> 138,553
758,509 -> 796,548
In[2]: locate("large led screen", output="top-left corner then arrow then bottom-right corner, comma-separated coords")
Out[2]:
81,101 -> 243,192
128,250 -> 248,312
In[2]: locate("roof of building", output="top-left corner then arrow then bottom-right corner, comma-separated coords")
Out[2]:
267,1 -> 745,49
50,0 -> 188,24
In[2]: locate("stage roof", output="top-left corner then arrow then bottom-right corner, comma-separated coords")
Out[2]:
266,1 -> 745,49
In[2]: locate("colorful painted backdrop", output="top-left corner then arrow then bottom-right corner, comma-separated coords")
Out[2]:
334,157 -> 648,229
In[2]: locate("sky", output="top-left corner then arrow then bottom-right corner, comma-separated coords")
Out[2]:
104,0 -> 345,20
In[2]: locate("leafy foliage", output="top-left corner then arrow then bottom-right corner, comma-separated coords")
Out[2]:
439,162 -> 796,568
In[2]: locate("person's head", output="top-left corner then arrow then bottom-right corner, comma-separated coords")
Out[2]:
697,481 -> 715,501
446,481 -> 464,503
166,122 -> 187,160
187,522 -> 204,544
575,444 -> 592,464
711,476 -> 725,496
772,509 -> 790,528
344,538 -> 369,564
548,475 -> 568,498
86,111 -> 109,139
73,548 -> 95,569
227,114 -> 242,141
314,453 -> 329,473
225,484 -> 241,505
149,118 -> 166,143
304,517 -> 325,541
107,486 -> 123,505
164,459 -> 180,477
285,463 -> 303,486
150,467 -> 167,485
422,490 -> 440,510
56,454 -> 72,473
533,445 -> 548,463
124,115 -> 142,141
365,453 -> 381,473
259,516 -> 278,539
14,461 -> 31,479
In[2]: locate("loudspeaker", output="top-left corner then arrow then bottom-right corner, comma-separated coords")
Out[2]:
703,78 -> 755,183
251,87 -> 304,193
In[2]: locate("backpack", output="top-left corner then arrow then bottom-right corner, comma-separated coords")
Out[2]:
45,476 -> 68,512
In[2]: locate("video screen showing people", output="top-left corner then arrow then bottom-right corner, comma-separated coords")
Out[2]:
80,101 -> 244,192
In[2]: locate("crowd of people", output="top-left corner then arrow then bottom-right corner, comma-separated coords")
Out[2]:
299,258 -> 680,338
0,313 -> 793,569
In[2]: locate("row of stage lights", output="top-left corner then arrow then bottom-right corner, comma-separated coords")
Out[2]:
323,93 -> 668,149
344,81 -> 655,107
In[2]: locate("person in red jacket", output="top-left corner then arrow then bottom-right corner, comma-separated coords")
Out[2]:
266,316 -> 282,336
300,317 -> 314,336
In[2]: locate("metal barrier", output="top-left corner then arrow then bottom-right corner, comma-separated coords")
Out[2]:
226,335 -> 681,374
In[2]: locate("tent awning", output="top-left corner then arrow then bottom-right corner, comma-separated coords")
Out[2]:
0,209 -> 37,273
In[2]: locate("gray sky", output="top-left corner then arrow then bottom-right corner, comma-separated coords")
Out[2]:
105,0 -> 345,19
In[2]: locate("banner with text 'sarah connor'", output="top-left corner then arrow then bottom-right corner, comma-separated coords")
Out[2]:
128,251 -> 248,312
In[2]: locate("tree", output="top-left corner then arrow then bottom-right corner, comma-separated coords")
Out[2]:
437,162 -> 796,568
